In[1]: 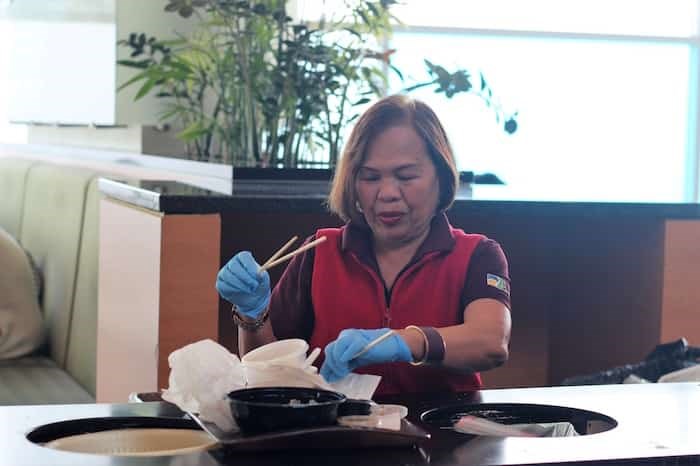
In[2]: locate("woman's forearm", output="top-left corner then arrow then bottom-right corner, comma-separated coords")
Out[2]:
443,299 -> 511,373
396,299 -> 511,373
237,318 -> 277,356
437,320 -> 510,372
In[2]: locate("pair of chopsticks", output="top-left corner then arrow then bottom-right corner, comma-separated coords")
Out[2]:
258,235 -> 327,273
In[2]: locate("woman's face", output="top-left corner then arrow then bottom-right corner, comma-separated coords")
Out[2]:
355,124 -> 440,249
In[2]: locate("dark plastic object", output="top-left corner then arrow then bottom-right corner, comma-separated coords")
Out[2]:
232,168 -> 479,183
228,387 -> 347,434
337,398 -> 372,417
473,173 -> 504,185
561,338 -> 700,385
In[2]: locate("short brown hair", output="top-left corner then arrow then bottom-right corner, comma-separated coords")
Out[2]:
328,94 -> 459,223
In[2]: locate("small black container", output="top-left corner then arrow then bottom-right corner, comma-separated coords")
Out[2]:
228,387 -> 347,434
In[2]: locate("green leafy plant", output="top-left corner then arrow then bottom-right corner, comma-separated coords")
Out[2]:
118,0 -> 397,166
405,60 -> 518,134
118,0 -> 517,167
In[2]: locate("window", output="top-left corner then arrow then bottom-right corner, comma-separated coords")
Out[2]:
299,0 -> 700,202
0,19 -> 28,144
386,0 -> 699,202
390,0 -> 698,38
389,32 -> 692,202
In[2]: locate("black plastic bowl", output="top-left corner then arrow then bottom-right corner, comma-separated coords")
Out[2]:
227,387 -> 347,434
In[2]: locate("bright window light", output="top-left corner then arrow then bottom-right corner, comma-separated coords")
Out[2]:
0,19 -> 27,144
389,32 -> 691,202
296,0 -> 699,38
391,0 -> 699,37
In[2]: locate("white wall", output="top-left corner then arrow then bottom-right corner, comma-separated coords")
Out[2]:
0,19 -> 27,144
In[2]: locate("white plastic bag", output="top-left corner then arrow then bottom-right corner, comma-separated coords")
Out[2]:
161,339 -> 245,431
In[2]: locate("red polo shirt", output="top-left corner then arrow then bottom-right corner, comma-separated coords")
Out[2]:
269,213 -> 510,395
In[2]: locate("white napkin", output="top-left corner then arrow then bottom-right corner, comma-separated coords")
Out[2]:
330,373 -> 382,400
454,415 -> 579,437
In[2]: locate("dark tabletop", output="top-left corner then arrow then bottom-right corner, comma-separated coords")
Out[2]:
4,383 -> 700,466
97,178 -> 700,218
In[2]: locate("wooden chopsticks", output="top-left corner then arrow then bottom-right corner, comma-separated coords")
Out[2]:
258,235 -> 327,273
260,235 -> 298,270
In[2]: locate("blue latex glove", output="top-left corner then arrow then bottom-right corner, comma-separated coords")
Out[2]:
320,328 -> 412,382
215,251 -> 270,318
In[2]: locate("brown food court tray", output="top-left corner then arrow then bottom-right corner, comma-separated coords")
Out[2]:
190,414 -> 430,452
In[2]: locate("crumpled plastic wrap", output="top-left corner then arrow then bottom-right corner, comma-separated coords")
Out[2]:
161,339 -> 245,432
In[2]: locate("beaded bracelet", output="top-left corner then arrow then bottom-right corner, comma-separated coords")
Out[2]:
232,305 -> 269,331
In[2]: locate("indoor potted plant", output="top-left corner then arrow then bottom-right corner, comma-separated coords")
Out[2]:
118,0 -> 517,171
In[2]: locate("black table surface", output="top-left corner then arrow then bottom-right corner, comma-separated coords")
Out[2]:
4,383 -> 700,466
97,178 -> 700,218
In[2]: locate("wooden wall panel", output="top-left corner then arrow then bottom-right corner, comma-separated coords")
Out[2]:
662,220 -> 700,345
158,214 -> 221,390
547,216 -> 665,384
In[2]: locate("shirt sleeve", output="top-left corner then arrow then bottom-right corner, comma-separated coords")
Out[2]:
460,238 -> 511,312
268,235 -> 316,341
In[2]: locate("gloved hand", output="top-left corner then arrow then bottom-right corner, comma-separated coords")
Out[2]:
320,328 -> 412,382
215,251 -> 270,319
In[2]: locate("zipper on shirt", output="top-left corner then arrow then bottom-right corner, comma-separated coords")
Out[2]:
353,251 -> 438,327
352,253 -> 392,327
383,281 -> 391,327
383,252 -> 439,326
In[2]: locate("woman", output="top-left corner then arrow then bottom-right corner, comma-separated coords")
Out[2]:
217,95 -> 511,395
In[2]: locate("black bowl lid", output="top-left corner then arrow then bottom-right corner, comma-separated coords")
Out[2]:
227,387 -> 346,408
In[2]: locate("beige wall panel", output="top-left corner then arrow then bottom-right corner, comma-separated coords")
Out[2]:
158,214 -> 221,390
662,220 -> 700,345
97,199 -> 162,402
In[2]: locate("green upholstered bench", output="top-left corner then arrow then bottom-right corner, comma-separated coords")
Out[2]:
0,158 -> 100,404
